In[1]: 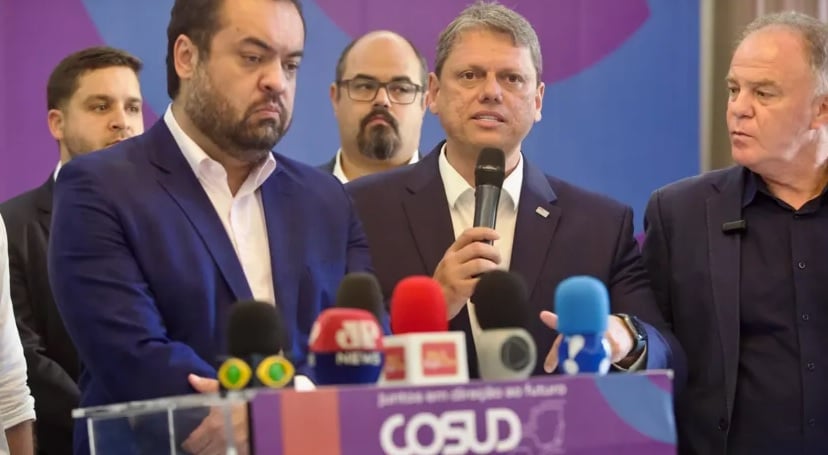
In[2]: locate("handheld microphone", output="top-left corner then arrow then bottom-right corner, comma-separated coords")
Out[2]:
381,276 -> 468,386
335,272 -> 384,323
473,148 -> 506,244
218,301 -> 295,390
471,270 -> 537,380
308,307 -> 384,385
555,276 -> 611,375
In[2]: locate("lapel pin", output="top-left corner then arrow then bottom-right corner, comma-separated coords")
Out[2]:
535,206 -> 549,218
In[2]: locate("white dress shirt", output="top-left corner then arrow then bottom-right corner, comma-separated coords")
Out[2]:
332,148 -> 420,183
0,214 -> 36,453
164,106 -> 277,305
437,143 -> 524,347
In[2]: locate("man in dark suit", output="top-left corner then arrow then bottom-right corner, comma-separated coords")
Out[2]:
319,30 -> 426,182
348,2 -> 683,380
48,1 -> 370,453
643,12 -> 828,455
0,46 -> 145,455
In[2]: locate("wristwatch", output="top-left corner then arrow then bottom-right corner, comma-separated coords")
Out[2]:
614,313 -> 647,360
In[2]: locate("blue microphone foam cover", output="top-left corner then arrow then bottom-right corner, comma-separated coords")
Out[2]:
554,276 -> 610,334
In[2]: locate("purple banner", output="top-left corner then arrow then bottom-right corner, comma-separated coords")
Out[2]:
252,371 -> 676,454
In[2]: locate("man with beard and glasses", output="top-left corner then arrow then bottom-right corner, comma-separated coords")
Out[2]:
321,30 -> 427,183
48,1 -> 372,454
0,45 -> 143,455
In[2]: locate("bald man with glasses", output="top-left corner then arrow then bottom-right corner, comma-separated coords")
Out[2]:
323,30 -> 427,183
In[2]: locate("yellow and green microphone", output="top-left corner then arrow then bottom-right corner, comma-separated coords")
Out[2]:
217,300 -> 295,390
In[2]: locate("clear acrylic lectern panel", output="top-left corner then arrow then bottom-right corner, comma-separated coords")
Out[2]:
73,391 -> 253,455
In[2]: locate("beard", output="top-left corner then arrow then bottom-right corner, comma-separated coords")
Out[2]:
63,133 -> 128,160
356,109 -> 401,161
63,137 -> 102,159
184,65 -> 290,164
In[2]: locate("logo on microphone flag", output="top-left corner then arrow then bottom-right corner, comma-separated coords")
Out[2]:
256,355 -> 296,388
421,342 -> 458,376
383,346 -> 406,380
218,357 -> 252,390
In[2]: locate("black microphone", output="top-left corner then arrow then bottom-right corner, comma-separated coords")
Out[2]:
471,270 -> 537,380
217,301 -> 294,455
473,148 -> 506,244
218,301 -> 295,391
722,219 -> 747,235
334,272 -> 384,323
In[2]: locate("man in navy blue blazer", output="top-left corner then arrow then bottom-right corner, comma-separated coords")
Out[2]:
347,2 -> 683,381
643,12 -> 828,455
48,0 -> 369,453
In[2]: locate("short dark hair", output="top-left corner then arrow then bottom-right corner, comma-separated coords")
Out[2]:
335,31 -> 428,87
46,46 -> 142,110
165,0 -> 306,100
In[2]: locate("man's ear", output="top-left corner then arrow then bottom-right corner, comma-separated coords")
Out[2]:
812,93 -> 828,129
427,72 -> 440,115
173,34 -> 200,84
47,109 -> 65,142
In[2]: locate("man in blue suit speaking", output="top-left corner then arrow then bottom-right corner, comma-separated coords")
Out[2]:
48,0 -> 370,453
347,1 -> 684,381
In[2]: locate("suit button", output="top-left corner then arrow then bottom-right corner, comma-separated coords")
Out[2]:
809,418 -> 816,427
802,313 -> 811,321
718,418 -> 729,431
807,362 -> 816,371
798,261 -> 807,269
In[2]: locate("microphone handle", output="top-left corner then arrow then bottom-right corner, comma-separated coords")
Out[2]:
473,184 -> 502,245
558,333 -> 611,375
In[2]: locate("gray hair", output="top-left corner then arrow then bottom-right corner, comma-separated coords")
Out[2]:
434,0 -> 542,84
740,10 -> 828,94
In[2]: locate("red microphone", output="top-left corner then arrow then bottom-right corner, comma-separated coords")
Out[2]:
308,307 -> 384,385
390,275 -> 448,333
381,276 -> 468,386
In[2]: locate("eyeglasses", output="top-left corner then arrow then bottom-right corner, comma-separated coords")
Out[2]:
337,78 -> 423,105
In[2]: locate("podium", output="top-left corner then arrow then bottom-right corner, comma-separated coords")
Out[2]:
76,371 -> 675,454
73,392 -> 251,454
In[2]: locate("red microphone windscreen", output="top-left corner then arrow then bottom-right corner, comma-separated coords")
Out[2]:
390,276 -> 448,334
309,308 -> 382,353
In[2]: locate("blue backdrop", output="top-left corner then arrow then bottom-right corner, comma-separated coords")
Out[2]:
0,0 -> 700,231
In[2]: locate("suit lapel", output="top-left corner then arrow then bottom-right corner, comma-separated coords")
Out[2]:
401,145 -> 455,275
324,156 -> 336,174
509,162 -> 559,301
260,168 -> 300,314
147,121 -> 252,301
705,167 -> 744,417
35,177 -> 54,235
